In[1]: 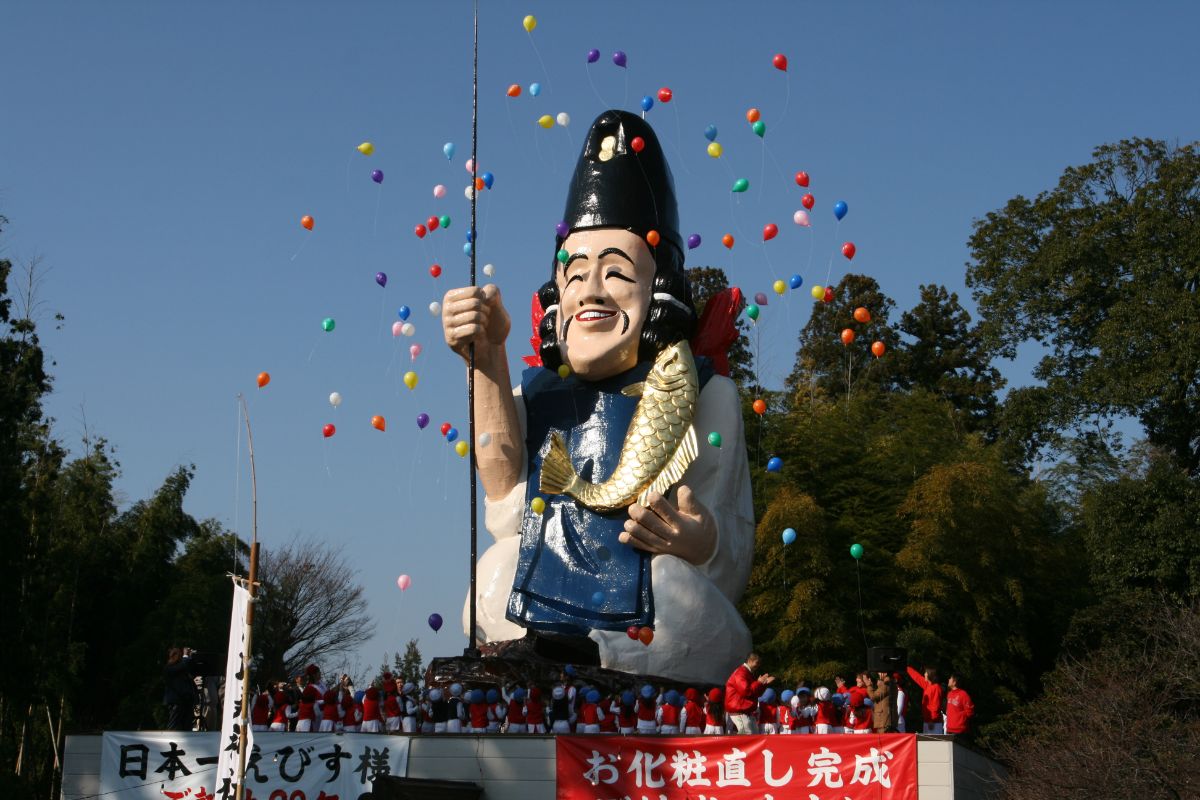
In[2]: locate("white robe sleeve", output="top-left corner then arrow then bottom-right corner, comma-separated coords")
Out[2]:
481,387 -> 528,540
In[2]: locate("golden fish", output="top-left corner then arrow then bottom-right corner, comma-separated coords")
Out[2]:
539,340 -> 699,513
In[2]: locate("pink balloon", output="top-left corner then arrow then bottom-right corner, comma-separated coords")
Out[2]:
433,184 -> 447,199
464,158 -> 475,174
793,209 -> 811,227
391,321 -> 404,337
396,574 -> 411,591
410,343 -> 422,360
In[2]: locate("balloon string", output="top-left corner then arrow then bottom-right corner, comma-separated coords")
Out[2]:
758,140 -> 766,204
584,64 -> 607,110
323,439 -> 332,479
778,72 -> 791,131
377,292 -> 386,346
306,335 -> 321,363
670,99 -> 693,177
856,559 -> 868,652
372,184 -> 382,237
525,31 -> 553,96
824,219 -> 842,286
289,235 -> 310,262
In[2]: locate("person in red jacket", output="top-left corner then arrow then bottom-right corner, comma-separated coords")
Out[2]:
320,687 -> 341,732
703,688 -> 725,734
813,687 -> 838,734
945,674 -> 975,735
846,673 -> 873,734
682,688 -> 704,735
525,686 -> 547,733
342,690 -> 361,733
724,652 -> 776,734
295,685 -> 322,733
906,665 -> 946,734
251,689 -> 273,732
360,686 -> 383,733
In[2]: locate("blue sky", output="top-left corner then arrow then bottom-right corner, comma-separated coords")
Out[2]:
3,1 -> 1198,676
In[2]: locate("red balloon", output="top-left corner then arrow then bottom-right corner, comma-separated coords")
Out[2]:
841,328 -> 856,346
630,136 -> 645,153
638,627 -> 654,646
795,171 -> 810,187
300,215 -> 314,231
427,215 -> 440,231
646,230 -> 660,246
256,371 -> 270,388
746,107 -> 761,123
722,234 -> 735,249
430,264 -> 442,278
440,422 -> 452,436
657,87 -> 673,103
823,287 -> 834,303
772,53 -> 788,71
414,224 -> 427,239
371,415 -> 386,432
762,223 -> 778,242
842,242 -> 856,260
752,398 -> 767,415
322,423 -> 336,438
506,84 -> 521,97
801,193 -> 815,210
626,626 -> 640,640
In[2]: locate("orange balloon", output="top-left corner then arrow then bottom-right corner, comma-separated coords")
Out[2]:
753,398 -> 767,415
853,307 -> 872,324
301,215 -> 314,231
746,107 -> 761,124
371,415 -> 386,432
256,372 -> 270,388
871,341 -> 886,358
722,234 -> 734,249
637,626 -> 654,646
506,84 -> 521,97
475,177 -> 485,190
646,230 -> 660,247
841,328 -> 856,346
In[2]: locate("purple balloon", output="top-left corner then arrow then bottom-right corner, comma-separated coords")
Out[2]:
375,271 -> 387,288
371,169 -> 384,184
428,613 -> 443,632
686,233 -> 701,250
555,220 -> 570,238
416,413 -> 430,429
586,48 -> 600,64
612,51 -> 627,68
754,292 -> 769,306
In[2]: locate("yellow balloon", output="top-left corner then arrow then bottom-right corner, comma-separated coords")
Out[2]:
357,142 -> 374,156
455,440 -> 469,458
707,142 -> 723,158
557,364 -> 571,379
530,497 -> 546,514
522,15 -> 537,32
403,371 -> 418,390
773,280 -> 787,296
810,285 -> 824,299
538,115 -> 554,129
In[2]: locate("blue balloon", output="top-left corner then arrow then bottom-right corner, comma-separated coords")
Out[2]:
789,274 -> 803,290
834,200 -> 848,221
704,124 -> 718,142
640,95 -> 654,112
443,142 -> 456,161
398,306 -> 411,321
782,528 -> 797,545
529,82 -> 541,97
446,427 -> 458,442
428,613 -> 443,632
767,456 -> 783,473
481,171 -> 495,189
466,230 -> 474,244
463,243 -> 473,255
591,591 -> 604,605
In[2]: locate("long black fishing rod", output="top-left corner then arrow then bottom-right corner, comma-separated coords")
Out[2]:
465,0 -> 481,658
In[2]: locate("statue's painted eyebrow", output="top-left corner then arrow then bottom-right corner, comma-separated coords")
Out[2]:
597,247 -> 633,265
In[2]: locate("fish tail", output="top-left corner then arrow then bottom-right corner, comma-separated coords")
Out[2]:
539,432 -> 580,496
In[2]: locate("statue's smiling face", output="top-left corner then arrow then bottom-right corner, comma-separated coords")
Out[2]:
556,229 -> 655,380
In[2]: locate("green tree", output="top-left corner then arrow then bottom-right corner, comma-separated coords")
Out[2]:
397,639 -> 424,685
896,284 -> 1003,433
786,274 -> 901,405
966,138 -> 1200,472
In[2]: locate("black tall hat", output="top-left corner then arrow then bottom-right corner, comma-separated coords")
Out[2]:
559,109 -> 682,258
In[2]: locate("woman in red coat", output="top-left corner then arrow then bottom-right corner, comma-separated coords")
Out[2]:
945,674 -> 975,735
906,665 -> 946,734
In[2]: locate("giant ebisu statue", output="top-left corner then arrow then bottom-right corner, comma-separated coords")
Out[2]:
442,110 -> 754,685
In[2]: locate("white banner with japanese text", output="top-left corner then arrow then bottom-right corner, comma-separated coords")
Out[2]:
557,734 -> 917,800
100,731 -> 410,800
215,580 -> 251,794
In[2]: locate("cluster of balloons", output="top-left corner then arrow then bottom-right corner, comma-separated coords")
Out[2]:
746,107 -> 767,138
639,86 -> 672,113
414,214 -> 452,240
838,306 -> 887,358
625,625 -> 654,646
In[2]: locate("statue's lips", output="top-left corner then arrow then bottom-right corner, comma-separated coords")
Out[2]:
573,309 -> 619,325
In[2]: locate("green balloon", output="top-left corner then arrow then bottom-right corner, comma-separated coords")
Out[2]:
322,317 -> 335,332
707,431 -> 723,448
752,120 -> 766,137
439,215 -> 451,229
850,543 -> 864,560
556,248 -> 569,263
732,178 -> 749,193
745,303 -> 760,320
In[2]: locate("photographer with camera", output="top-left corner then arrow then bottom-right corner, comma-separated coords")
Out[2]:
163,647 -> 196,731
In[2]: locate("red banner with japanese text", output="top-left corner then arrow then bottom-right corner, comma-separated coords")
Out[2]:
557,734 -> 917,800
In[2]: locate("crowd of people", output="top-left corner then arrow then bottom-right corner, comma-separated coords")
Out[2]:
239,653 -> 974,737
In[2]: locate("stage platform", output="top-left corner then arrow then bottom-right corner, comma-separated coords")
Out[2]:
62,732 -> 1004,800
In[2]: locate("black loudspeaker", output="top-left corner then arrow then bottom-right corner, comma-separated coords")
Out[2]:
371,777 -> 483,800
867,647 -> 907,673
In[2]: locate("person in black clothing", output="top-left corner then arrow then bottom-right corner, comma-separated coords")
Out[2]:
163,647 -> 196,731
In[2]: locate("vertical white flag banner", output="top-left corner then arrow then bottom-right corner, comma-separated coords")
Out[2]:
214,579 -> 251,797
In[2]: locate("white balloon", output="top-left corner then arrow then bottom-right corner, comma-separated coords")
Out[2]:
433,184 -> 447,199
478,432 -> 493,448
401,322 -> 416,337
556,112 -> 570,127
464,185 -> 475,200
428,301 -> 442,316
482,263 -> 495,277
329,392 -> 342,408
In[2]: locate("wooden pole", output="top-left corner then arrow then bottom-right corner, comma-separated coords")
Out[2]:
235,396 -> 259,800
